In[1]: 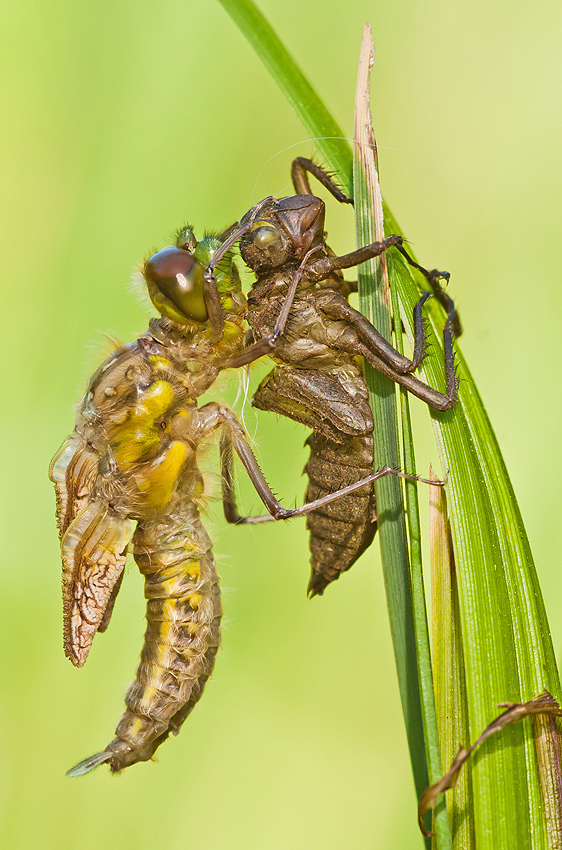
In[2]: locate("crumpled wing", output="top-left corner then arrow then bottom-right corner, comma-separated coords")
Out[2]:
61,500 -> 132,667
49,435 -> 99,537
97,570 -> 125,633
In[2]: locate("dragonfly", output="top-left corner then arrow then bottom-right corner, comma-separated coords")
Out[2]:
204,158 -> 459,597
50,222 -> 434,774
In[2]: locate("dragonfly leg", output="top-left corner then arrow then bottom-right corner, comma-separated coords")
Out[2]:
396,243 -> 462,338
220,425 -> 444,524
353,300 -> 459,411
204,197 -> 277,343
319,289 -> 430,374
291,157 -> 354,204
193,403 -> 444,525
290,157 -> 461,337
305,233 -> 441,290
291,159 -> 444,290
203,273 -> 225,342
203,216 -> 257,341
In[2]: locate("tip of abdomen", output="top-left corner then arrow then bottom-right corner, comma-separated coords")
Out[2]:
65,749 -> 113,777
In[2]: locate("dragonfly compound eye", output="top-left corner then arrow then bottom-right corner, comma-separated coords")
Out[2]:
241,221 -> 290,269
144,247 -> 208,325
250,221 -> 281,249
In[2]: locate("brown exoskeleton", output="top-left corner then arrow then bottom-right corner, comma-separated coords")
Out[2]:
205,159 -> 459,596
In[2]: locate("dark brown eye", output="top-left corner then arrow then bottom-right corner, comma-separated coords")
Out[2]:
144,247 -> 208,325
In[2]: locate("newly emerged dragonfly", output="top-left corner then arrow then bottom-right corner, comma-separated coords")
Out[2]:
50,223 -> 433,774
205,158 -> 459,596
49,228 -> 246,773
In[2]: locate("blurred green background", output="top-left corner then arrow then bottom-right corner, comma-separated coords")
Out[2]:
3,0 -> 562,847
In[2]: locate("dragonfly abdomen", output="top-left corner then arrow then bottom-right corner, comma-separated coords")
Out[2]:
103,505 -> 221,772
305,431 -> 376,597
252,362 -> 377,595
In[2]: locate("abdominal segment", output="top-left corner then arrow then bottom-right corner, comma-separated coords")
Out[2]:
102,505 -> 222,771
305,432 -> 376,596
252,363 -> 377,595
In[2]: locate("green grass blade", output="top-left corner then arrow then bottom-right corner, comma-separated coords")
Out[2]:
388,264 -> 452,848
354,30 -> 451,847
393,252 -> 562,846
353,34 -> 446,845
354,121 -> 429,823
430,471 -> 473,846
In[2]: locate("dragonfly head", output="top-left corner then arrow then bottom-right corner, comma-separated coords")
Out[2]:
143,231 -> 208,326
239,195 -> 326,272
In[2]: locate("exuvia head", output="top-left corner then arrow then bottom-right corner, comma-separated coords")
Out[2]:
240,217 -> 291,271
143,227 -> 208,326
239,195 -> 325,272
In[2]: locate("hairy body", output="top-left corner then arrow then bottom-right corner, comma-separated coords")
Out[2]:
50,233 -> 245,771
